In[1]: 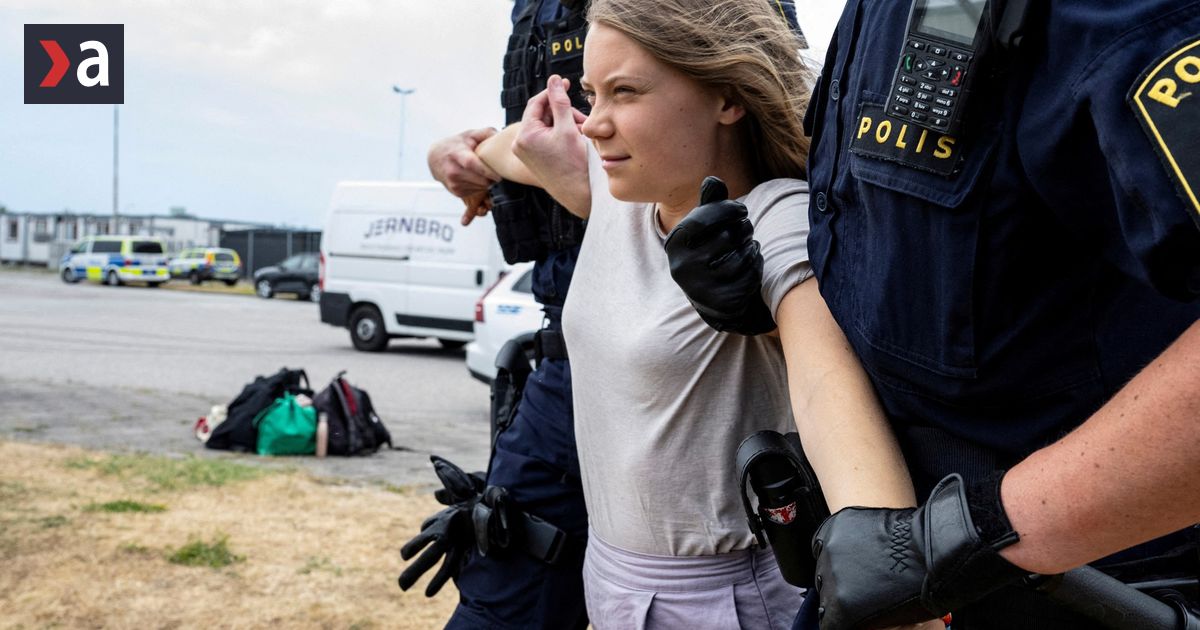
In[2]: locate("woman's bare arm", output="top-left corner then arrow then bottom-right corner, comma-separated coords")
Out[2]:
475,124 -> 538,186
776,279 -> 917,511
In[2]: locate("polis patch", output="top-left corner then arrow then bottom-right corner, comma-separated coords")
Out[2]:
547,28 -> 585,60
1129,34 -> 1200,226
849,103 -> 961,176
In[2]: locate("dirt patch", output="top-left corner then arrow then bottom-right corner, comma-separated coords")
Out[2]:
0,440 -> 458,629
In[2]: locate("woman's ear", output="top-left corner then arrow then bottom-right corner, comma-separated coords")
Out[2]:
717,92 -> 747,126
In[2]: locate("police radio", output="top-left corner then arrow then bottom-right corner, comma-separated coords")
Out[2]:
887,0 -> 993,135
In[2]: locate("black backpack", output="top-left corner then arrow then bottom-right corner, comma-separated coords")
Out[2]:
207,368 -> 310,452
313,371 -> 392,456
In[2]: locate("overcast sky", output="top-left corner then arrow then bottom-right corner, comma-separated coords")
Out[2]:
1,1 -> 843,229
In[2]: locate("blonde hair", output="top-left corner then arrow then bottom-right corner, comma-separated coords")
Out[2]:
587,0 -> 813,180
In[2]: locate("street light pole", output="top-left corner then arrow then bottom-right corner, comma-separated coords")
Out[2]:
392,85 -> 415,180
112,104 -> 119,225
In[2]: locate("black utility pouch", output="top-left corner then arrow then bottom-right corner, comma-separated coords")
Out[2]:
490,181 -> 547,265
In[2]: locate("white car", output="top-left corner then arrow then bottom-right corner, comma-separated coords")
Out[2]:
466,262 -> 542,383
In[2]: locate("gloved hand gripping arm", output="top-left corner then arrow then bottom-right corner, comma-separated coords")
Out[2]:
664,176 -> 777,336
812,472 -> 1030,629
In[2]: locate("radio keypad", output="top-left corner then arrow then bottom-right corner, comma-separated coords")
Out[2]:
893,38 -> 972,132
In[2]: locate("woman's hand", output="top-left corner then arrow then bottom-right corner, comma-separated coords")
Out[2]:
513,74 -> 591,218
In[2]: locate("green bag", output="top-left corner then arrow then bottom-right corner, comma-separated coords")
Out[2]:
253,393 -> 317,456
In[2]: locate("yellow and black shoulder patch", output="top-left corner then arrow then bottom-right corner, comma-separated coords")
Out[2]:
1128,34 -> 1200,226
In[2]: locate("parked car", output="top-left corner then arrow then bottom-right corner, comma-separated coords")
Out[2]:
168,247 -> 242,285
59,236 -> 170,287
254,252 -> 320,301
465,262 -> 542,383
318,181 -> 506,352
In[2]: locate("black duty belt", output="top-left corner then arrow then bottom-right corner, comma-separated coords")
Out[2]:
534,329 -> 568,362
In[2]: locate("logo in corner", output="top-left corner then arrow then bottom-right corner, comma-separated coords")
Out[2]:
24,24 -> 124,105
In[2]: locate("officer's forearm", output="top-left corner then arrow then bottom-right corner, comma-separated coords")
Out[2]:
999,318 -> 1200,574
776,280 -> 918,511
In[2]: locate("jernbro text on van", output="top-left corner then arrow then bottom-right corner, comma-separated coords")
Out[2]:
362,216 -> 455,242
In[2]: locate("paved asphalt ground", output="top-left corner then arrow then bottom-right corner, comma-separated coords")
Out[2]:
0,267 -> 493,487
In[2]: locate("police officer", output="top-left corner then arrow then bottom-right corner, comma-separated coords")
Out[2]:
399,1 -> 590,628
666,1 -> 1200,628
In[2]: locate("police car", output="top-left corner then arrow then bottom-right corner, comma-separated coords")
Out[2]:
167,247 -> 242,285
59,236 -> 170,286
465,262 -> 542,383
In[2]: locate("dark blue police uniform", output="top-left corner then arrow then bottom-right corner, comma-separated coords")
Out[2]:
805,1 -> 1200,626
445,2 -> 588,628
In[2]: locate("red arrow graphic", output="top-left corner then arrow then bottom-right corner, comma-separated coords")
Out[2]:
38,40 -> 69,87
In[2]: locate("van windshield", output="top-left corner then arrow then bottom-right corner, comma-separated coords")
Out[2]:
132,241 -> 164,254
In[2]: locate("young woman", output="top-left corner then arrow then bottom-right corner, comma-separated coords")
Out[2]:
476,1 -> 935,627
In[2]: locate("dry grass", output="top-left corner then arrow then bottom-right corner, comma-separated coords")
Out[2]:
0,440 -> 458,629
160,280 -> 256,297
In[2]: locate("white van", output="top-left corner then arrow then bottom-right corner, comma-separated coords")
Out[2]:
318,181 -> 506,352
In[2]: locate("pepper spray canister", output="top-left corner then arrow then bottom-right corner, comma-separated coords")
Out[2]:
736,430 -> 830,588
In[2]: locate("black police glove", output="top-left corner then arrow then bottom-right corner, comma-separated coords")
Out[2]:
811,473 -> 1030,629
429,455 -> 485,506
398,502 -> 474,596
664,176 -> 777,336
397,456 -> 484,597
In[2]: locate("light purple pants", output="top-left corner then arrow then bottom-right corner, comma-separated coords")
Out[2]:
582,532 -> 805,630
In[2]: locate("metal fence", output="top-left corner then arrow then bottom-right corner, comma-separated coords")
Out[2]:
219,229 -> 322,278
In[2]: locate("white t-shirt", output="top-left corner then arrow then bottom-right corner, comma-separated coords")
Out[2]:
562,145 -> 814,556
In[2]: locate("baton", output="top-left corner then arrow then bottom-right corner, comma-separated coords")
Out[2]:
1032,567 -> 1198,630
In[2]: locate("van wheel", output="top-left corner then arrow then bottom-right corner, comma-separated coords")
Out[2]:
105,270 -> 122,286
256,280 -> 274,299
61,268 -> 78,284
438,339 -> 467,351
350,306 -> 388,352
188,270 -> 202,285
